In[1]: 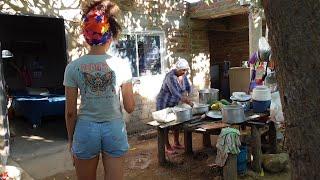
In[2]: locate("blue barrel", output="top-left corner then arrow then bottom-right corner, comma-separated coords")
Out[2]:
237,145 -> 248,175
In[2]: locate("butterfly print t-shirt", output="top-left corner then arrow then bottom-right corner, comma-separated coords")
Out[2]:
63,54 -> 132,122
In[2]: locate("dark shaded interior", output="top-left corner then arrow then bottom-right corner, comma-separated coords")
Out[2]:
0,14 -> 67,94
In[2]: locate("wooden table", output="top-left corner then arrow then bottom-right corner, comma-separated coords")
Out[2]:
147,110 -> 276,171
147,116 -> 203,165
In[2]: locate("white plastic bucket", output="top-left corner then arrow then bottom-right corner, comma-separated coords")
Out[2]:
252,86 -> 271,101
0,165 -> 22,180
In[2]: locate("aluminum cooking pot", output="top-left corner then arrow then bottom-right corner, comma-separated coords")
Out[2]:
173,107 -> 192,122
199,88 -> 219,104
221,105 -> 245,124
192,103 -> 209,115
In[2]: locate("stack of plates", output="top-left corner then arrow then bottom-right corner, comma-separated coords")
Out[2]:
206,110 -> 222,119
230,92 -> 251,102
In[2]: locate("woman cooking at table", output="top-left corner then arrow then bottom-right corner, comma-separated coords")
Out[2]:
156,58 -> 193,155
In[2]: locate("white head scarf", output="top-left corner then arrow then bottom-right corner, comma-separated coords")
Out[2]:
175,58 -> 190,70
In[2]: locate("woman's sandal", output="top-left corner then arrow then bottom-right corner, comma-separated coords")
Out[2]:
165,148 -> 177,155
172,144 -> 185,150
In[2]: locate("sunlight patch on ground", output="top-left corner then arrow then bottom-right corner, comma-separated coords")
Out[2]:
21,135 -> 54,143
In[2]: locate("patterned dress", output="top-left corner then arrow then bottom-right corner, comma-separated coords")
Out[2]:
156,69 -> 191,110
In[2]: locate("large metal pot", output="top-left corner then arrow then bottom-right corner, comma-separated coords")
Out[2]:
192,103 -> 209,115
199,88 -> 219,104
221,105 -> 245,124
173,107 -> 192,122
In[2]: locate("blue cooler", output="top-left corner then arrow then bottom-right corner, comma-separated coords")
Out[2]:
252,100 -> 271,113
252,86 -> 271,113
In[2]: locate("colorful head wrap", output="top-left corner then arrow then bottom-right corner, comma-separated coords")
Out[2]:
82,7 -> 112,46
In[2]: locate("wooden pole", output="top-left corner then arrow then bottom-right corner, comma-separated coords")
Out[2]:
157,127 -> 166,165
223,154 -> 237,180
251,125 -> 262,172
268,121 -> 277,153
184,131 -> 193,154
203,134 -> 211,148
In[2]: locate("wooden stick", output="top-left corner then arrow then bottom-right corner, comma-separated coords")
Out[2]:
252,125 -> 262,172
268,121 -> 277,153
184,130 -> 193,154
203,133 -> 211,148
223,154 -> 237,180
157,127 -> 166,165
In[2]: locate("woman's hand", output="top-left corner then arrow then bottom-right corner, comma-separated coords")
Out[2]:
181,96 -> 194,107
65,86 -> 77,167
187,100 -> 194,107
68,141 -> 75,166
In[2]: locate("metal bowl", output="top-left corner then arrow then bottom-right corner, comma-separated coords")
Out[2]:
192,103 -> 209,115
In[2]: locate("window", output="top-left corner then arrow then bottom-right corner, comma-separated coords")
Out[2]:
109,31 -> 165,77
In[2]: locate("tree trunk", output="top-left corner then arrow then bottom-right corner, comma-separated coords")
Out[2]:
262,1 -> 320,179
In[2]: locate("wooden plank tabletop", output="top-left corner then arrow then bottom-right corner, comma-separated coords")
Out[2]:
147,110 -> 270,129
147,115 -> 202,129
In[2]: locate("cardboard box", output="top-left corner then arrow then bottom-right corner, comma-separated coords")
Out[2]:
229,67 -> 250,95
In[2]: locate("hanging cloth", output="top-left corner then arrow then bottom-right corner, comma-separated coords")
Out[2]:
215,127 -> 241,167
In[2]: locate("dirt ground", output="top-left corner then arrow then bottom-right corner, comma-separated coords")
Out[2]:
43,133 -> 291,180
9,117 -> 290,180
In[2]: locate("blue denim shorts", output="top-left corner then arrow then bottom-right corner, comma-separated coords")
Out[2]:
72,119 -> 129,159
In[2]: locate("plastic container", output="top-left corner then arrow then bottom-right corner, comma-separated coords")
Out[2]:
253,100 -> 271,113
237,145 -> 248,175
252,86 -> 271,101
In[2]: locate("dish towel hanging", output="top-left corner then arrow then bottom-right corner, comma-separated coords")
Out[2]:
215,127 -> 241,167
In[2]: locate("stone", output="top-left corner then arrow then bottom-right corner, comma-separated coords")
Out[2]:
137,130 -> 158,141
128,153 -> 152,170
262,153 -> 289,173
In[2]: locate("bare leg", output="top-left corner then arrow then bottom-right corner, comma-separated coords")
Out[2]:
173,129 -> 184,149
102,152 -> 125,180
165,129 -> 176,154
165,129 -> 172,150
74,155 -> 99,180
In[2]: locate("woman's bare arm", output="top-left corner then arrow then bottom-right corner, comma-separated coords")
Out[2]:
65,87 -> 78,142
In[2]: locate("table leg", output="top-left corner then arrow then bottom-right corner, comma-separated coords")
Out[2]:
268,121 -> 277,153
184,130 -> 193,154
203,134 -> 211,148
157,127 -> 166,165
251,125 -> 262,173
223,154 -> 238,180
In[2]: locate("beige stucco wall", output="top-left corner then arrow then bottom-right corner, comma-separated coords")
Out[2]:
0,0 -> 211,133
